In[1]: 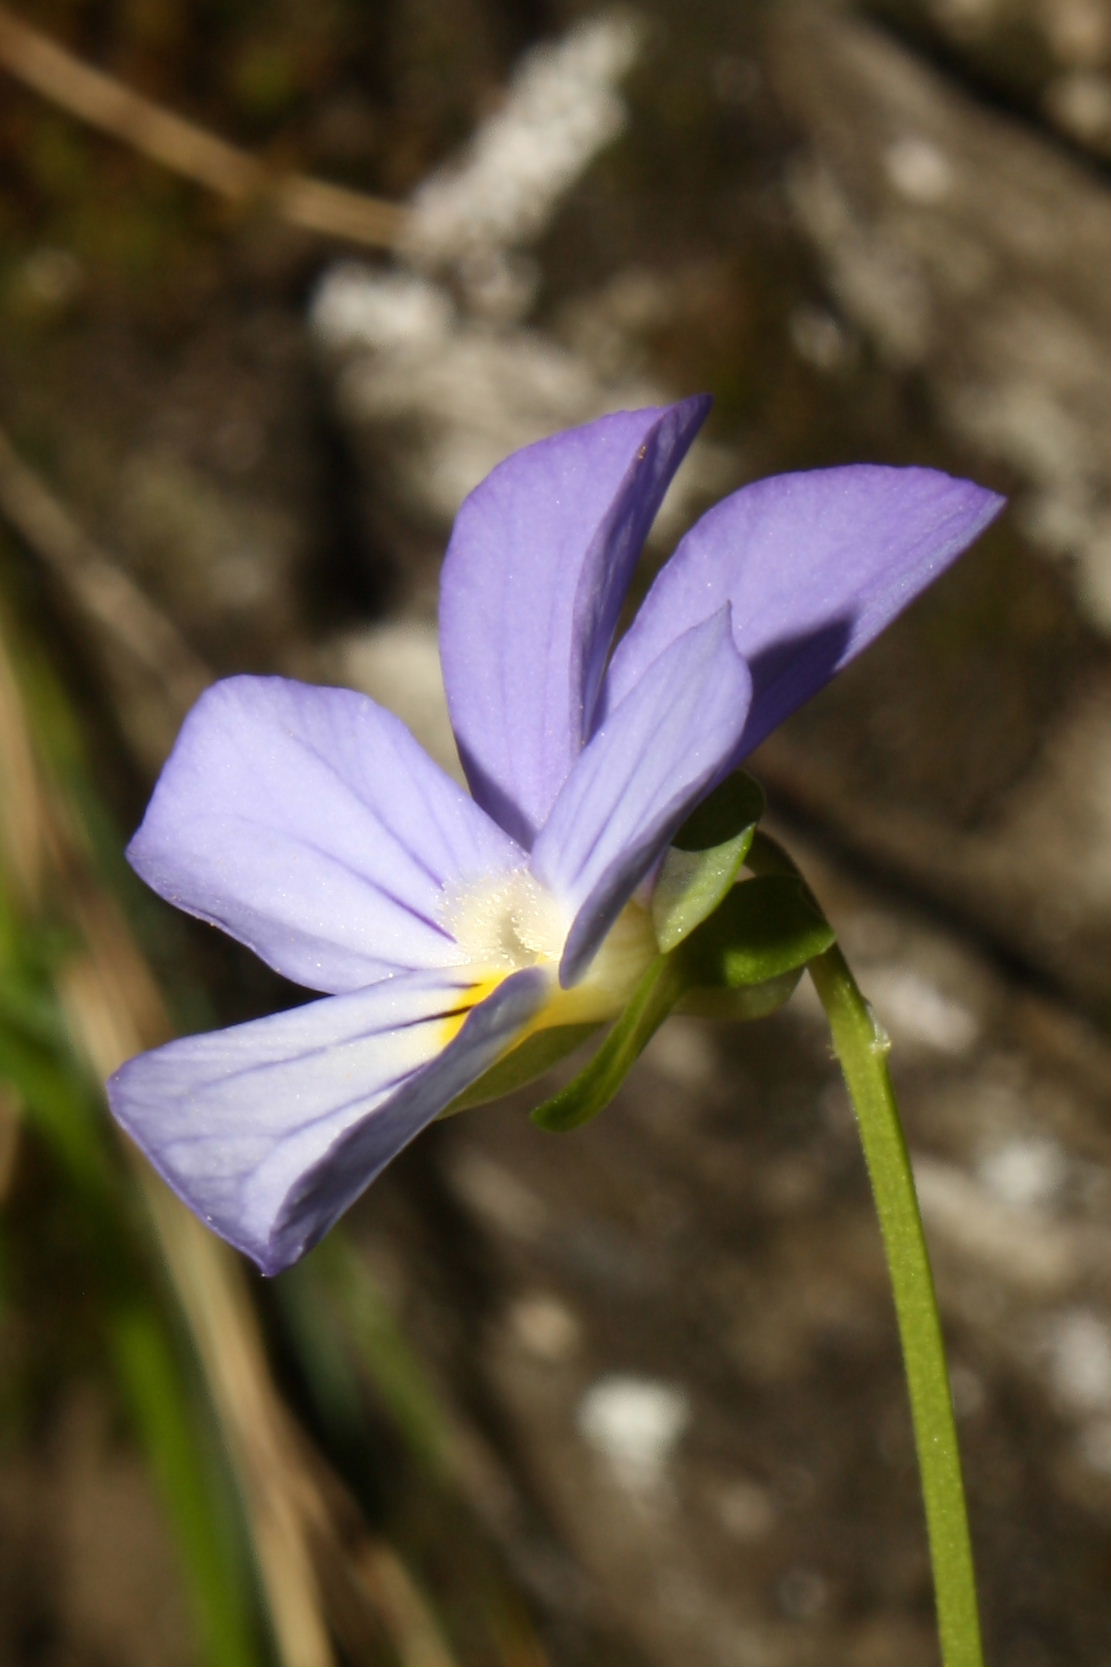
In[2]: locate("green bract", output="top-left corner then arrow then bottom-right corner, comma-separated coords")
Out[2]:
651,772 -> 765,952
530,956 -> 682,1132
677,873 -> 835,990
532,776 -> 837,1133
444,1021 -> 601,1115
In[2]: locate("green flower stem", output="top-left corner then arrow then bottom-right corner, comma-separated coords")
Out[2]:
748,832 -> 984,1667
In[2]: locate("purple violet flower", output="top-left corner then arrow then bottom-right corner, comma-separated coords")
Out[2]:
107,397 -> 1003,1274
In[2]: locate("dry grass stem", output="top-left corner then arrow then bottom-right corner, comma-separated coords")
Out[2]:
0,5 -> 406,250
0,426 -> 210,718
0,604 -> 464,1667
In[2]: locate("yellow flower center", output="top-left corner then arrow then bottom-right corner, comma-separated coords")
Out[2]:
438,868 -> 658,1044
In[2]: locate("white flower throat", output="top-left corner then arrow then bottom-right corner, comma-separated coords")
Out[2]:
442,869 -> 566,968
440,867 -> 658,1034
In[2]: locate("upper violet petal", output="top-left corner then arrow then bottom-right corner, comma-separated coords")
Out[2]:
107,966 -> 549,1275
604,465 -> 1005,755
127,677 -> 523,995
531,608 -> 753,986
439,397 -> 711,847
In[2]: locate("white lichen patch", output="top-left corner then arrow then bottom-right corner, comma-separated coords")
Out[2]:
977,1134 -> 1067,1210
403,13 -> 642,271
578,1375 -> 690,1492
866,964 -> 979,1055
1041,1309 -> 1111,1416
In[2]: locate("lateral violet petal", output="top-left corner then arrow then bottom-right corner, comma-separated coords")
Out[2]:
439,397 -> 711,847
604,465 -> 1005,755
531,608 -> 753,986
127,677 -> 523,995
107,966 -> 549,1275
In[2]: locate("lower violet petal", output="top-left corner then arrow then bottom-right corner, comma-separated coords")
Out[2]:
107,967 -> 549,1274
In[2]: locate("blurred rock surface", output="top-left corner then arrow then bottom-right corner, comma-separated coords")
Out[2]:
1,1 -> 1108,1663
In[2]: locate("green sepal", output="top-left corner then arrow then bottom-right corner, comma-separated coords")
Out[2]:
678,967 -> 803,1021
530,955 -> 684,1133
678,874 -> 835,990
652,771 -> 765,954
441,1022 -> 602,1116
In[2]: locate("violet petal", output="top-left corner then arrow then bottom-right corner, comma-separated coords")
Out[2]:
127,677 -> 523,994
439,397 -> 710,846
604,465 -> 1005,755
107,966 -> 549,1274
531,608 -> 752,986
